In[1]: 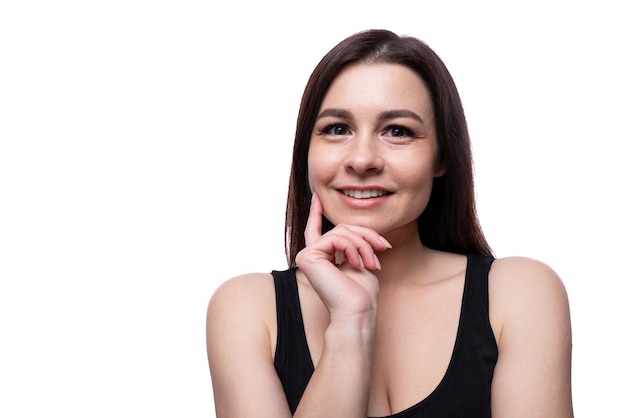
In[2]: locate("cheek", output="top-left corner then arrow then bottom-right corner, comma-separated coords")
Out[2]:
404,173 -> 434,201
394,155 -> 438,196
307,146 -> 339,190
307,165 -> 331,193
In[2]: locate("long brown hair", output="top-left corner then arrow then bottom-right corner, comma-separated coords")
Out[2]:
285,29 -> 492,266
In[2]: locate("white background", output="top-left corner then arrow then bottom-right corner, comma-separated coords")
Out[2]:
1,1 -> 624,416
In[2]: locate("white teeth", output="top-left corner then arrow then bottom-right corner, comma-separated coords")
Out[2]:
342,189 -> 388,199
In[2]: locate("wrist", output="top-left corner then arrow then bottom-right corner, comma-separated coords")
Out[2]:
324,310 -> 377,352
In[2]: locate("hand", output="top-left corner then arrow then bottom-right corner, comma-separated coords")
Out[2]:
294,193 -> 392,320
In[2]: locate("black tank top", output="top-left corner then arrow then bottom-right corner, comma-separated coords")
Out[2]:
272,254 -> 497,417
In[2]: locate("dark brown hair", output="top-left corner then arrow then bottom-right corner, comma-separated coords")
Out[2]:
285,29 -> 492,266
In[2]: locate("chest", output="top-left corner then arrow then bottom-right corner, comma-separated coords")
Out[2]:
303,279 -> 466,416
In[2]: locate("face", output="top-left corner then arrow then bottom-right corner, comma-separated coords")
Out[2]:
307,62 -> 444,238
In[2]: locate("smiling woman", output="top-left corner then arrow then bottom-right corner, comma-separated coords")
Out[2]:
308,63 -> 443,239
206,29 -> 573,418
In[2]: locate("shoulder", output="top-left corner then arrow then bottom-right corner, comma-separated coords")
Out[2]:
206,272 -> 278,346
211,272 -> 276,298
207,272 -> 276,321
206,272 -> 278,365
488,257 -> 574,415
206,272 -> 295,416
488,256 -> 571,341
489,256 -> 568,300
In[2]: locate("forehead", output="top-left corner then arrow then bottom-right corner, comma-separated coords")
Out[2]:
320,63 -> 433,116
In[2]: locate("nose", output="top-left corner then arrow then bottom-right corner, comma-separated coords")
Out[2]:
344,135 -> 384,175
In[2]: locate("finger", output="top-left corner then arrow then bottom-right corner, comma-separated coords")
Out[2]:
324,231 -> 380,271
328,226 -> 389,271
331,224 -> 393,252
304,192 -> 323,245
345,237 -> 380,271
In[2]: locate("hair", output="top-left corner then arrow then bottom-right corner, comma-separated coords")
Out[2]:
285,29 -> 492,267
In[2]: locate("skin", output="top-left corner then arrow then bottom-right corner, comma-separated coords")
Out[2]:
206,63 -> 573,417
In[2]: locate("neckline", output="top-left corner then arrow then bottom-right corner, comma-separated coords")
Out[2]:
298,254 -> 474,418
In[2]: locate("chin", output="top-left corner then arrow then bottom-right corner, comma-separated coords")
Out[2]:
325,215 -> 387,234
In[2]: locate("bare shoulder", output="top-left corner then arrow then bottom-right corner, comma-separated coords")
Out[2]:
489,257 -> 574,415
206,272 -> 278,358
207,272 -> 276,326
209,272 -> 276,303
489,256 -> 571,340
489,256 -> 568,299
206,273 -> 278,389
207,273 -> 294,416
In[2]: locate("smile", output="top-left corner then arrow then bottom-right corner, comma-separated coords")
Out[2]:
342,189 -> 389,199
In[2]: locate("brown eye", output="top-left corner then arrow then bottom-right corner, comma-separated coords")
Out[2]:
321,124 -> 350,136
389,127 -> 404,137
384,126 -> 415,138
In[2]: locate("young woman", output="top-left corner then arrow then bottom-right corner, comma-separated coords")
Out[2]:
206,29 -> 573,417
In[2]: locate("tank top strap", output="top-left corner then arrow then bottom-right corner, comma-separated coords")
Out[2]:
463,254 -> 495,319
271,269 -> 314,414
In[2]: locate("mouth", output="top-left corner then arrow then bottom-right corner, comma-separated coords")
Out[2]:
341,189 -> 390,199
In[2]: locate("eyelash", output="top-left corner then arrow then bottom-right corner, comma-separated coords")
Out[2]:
318,123 -> 350,136
317,123 -> 418,139
383,126 -> 417,138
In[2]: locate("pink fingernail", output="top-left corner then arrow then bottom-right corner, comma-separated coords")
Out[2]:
374,254 -> 382,271
379,235 -> 392,249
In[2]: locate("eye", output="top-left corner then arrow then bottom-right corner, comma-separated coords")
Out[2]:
383,125 -> 416,138
319,123 -> 350,136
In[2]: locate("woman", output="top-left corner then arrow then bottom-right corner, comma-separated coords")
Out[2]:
206,29 -> 573,417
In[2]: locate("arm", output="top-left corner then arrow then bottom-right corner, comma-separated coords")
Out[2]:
207,193 -> 390,417
207,273 -> 293,417
490,257 -> 574,417
290,192 -> 390,417
293,301 -> 376,417
207,273 -> 377,418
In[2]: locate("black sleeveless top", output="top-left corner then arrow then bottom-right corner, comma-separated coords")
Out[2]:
272,254 -> 498,417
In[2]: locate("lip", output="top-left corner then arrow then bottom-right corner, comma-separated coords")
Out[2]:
335,186 -> 392,209
341,188 -> 389,199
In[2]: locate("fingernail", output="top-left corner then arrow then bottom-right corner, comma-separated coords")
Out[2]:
374,254 -> 382,271
379,235 -> 392,249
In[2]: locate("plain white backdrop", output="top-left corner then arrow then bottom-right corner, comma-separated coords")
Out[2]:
1,1 -> 624,416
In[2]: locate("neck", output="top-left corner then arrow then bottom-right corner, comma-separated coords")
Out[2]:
375,226 -> 432,284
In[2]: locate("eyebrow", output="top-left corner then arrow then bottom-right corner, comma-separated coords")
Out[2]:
316,108 -> 424,124
378,109 -> 424,124
316,108 -> 353,121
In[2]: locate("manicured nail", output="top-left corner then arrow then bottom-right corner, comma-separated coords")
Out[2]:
373,254 -> 381,270
379,235 -> 392,249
